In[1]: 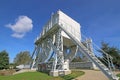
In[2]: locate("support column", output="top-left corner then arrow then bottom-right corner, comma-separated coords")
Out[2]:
55,29 -> 64,70
82,38 -> 98,69
50,29 -> 71,76
31,44 -> 40,70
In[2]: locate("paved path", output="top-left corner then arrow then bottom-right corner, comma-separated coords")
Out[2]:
75,70 -> 120,80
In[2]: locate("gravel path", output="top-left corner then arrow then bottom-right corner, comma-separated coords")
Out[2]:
75,70 -> 120,80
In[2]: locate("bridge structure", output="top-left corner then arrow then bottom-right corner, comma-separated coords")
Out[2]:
31,10 -> 119,80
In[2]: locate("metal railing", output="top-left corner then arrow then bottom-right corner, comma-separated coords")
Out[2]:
58,21 -> 119,80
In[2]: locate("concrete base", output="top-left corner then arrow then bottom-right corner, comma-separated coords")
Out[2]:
49,70 -> 59,77
64,70 -> 71,75
49,70 -> 71,77
92,63 -> 99,70
31,68 -> 37,70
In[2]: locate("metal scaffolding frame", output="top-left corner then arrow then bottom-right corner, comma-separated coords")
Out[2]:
30,10 -> 119,80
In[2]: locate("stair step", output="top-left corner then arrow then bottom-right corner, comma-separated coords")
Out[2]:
84,49 -> 88,51
104,68 -> 109,70
104,69 -> 112,75
112,75 -> 119,80
100,64 -> 106,68
96,61 -> 100,63
107,71 -> 112,75
108,72 -> 112,75
89,54 -> 95,57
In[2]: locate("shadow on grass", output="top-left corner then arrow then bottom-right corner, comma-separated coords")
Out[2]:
37,70 -> 85,80
37,70 -> 50,75
60,71 -> 85,80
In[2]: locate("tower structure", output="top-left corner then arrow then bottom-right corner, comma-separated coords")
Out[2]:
31,10 -> 119,80
31,10 -> 81,76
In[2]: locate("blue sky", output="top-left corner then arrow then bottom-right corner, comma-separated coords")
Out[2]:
0,0 -> 120,63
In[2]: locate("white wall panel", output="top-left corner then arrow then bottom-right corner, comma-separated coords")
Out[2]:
57,11 -> 81,41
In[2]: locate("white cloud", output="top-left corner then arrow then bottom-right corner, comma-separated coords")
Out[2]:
6,16 -> 33,38
11,33 -> 25,38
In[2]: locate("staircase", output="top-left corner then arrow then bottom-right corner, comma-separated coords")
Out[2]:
58,23 -> 119,80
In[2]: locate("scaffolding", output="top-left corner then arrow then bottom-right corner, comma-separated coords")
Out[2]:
31,10 -> 119,80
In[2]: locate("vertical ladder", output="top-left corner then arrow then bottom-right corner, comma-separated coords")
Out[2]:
59,23 -> 119,80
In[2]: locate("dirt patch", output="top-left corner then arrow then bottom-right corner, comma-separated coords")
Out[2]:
75,70 -> 109,80
0,69 -> 16,76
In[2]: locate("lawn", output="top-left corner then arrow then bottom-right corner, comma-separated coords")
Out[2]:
0,71 -> 84,80
117,73 -> 120,80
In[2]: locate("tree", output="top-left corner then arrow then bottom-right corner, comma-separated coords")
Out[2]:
99,42 -> 120,69
0,50 -> 9,70
14,51 -> 32,65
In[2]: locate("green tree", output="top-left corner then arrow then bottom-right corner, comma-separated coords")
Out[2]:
0,50 -> 9,70
14,51 -> 32,65
99,42 -> 120,68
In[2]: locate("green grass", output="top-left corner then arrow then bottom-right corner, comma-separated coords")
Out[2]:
60,71 -> 85,80
117,73 -> 120,80
0,71 -> 84,80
